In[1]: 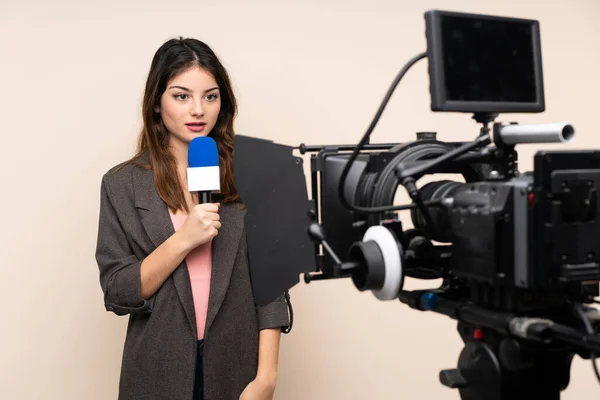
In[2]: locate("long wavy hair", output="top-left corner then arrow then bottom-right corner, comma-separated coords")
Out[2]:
129,37 -> 240,212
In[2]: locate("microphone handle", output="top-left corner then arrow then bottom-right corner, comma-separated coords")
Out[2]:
199,191 -> 211,204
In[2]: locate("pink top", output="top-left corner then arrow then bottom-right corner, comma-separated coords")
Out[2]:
169,213 -> 212,340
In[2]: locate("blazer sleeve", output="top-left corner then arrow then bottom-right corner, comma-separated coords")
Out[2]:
255,292 -> 291,332
95,173 -> 151,316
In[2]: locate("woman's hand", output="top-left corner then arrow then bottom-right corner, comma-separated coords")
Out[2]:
139,202 -> 220,300
239,375 -> 276,400
176,203 -> 221,251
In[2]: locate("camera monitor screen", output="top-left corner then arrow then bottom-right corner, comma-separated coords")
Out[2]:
425,10 -> 545,114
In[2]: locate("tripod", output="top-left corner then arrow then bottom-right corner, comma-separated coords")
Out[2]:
399,290 -> 600,400
440,322 -> 574,400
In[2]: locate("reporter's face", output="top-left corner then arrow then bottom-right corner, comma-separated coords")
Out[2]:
157,66 -> 221,146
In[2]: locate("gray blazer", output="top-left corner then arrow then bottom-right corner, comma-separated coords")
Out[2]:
95,157 -> 290,400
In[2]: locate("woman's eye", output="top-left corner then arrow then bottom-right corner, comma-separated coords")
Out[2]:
174,94 -> 188,100
205,94 -> 219,101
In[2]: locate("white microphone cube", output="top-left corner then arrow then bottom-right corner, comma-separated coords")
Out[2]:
187,166 -> 221,192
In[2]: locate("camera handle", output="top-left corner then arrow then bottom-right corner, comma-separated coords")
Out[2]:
303,222 -> 361,283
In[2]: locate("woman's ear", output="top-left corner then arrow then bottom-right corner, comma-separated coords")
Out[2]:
154,106 -> 161,113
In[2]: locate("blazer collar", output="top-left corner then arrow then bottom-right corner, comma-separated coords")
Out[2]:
132,160 -> 245,338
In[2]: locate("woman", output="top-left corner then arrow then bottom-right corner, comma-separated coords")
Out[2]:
95,37 -> 291,400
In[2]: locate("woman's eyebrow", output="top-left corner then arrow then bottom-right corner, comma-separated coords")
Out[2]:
204,87 -> 219,94
168,85 -> 190,91
167,85 -> 219,94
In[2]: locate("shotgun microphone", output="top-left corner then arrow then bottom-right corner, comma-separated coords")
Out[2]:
188,136 -> 220,203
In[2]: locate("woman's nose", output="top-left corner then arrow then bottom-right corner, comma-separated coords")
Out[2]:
190,99 -> 204,116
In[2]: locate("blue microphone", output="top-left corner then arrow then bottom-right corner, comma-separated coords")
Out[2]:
187,136 -> 220,203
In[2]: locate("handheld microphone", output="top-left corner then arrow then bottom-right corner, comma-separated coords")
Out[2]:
188,136 -> 220,203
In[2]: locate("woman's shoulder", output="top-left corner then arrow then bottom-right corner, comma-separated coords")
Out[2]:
101,153 -> 150,195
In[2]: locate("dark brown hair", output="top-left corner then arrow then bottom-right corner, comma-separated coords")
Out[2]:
130,37 -> 240,212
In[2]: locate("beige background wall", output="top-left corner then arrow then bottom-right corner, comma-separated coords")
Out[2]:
1,0 -> 599,398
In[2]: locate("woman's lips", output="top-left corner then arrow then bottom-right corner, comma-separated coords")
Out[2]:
186,123 -> 206,132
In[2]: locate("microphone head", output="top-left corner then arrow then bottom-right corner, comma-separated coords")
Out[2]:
187,136 -> 220,193
188,136 -> 219,168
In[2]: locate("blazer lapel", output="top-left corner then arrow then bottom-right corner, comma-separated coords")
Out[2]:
133,166 -> 197,337
204,202 -> 245,335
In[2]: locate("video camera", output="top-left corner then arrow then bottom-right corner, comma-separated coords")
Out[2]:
233,10 -> 600,400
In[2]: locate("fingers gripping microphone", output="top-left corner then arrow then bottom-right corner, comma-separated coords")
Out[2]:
188,136 -> 220,203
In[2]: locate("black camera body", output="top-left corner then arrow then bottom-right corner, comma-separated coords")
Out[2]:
445,151 -> 600,293
233,9 -> 600,400
314,132 -> 600,314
